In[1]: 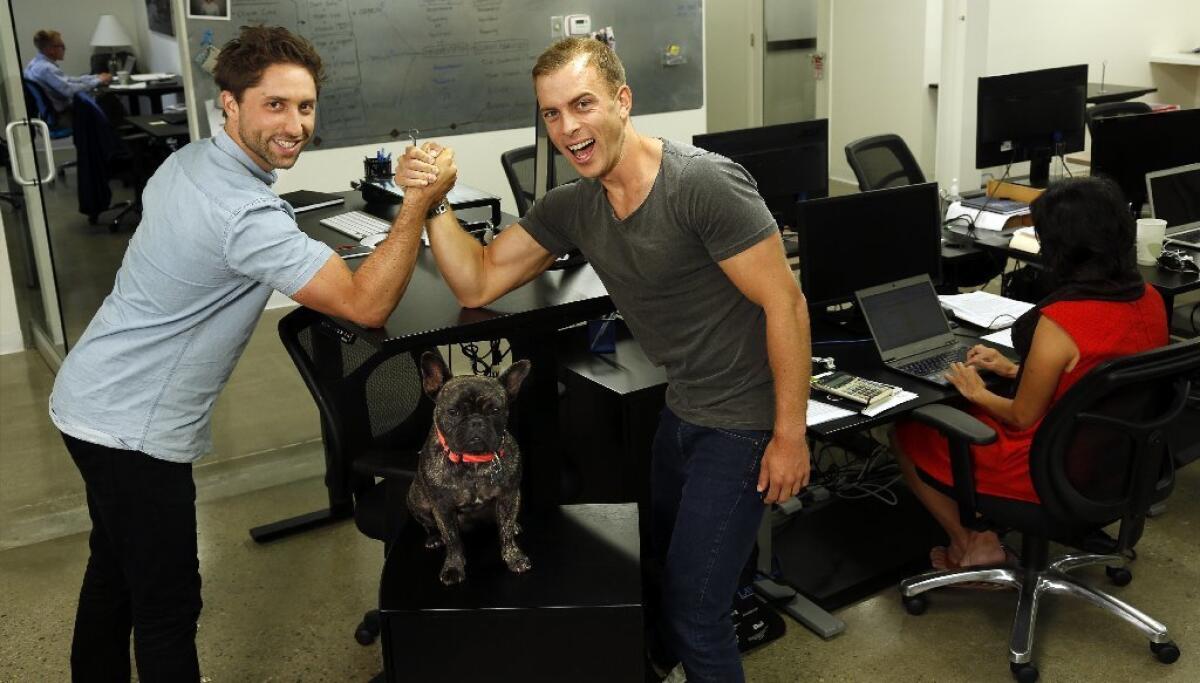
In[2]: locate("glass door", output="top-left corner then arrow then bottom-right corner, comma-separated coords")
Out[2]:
1,0 -> 65,367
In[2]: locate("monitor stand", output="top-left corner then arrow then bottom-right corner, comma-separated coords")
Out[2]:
1027,152 -> 1052,189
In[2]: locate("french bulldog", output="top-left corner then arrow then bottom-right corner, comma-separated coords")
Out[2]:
406,350 -> 532,586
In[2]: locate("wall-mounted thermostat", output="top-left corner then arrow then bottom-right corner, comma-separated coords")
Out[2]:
566,14 -> 592,36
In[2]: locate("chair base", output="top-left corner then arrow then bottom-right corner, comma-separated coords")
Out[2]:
900,552 -> 1176,680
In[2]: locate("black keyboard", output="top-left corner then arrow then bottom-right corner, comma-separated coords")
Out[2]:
898,347 -> 967,378
1167,228 -> 1200,246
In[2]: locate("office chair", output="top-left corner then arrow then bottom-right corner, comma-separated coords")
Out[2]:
71,93 -> 149,230
21,78 -> 77,183
500,143 -> 583,217
277,307 -> 431,649
1084,101 -> 1152,136
844,134 -> 926,191
898,337 -> 1200,682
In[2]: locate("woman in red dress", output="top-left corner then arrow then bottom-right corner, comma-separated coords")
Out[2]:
892,176 -> 1169,570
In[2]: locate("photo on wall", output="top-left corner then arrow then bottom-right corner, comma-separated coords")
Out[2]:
188,0 -> 231,20
146,0 -> 174,36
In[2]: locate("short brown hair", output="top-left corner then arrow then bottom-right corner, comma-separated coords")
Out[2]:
214,25 -> 325,101
33,30 -> 62,52
532,37 -> 625,96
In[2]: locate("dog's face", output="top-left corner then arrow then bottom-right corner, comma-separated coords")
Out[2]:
420,352 -> 531,455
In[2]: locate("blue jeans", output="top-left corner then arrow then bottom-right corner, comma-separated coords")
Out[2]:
651,408 -> 770,683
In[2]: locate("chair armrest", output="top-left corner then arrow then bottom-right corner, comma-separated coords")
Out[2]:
911,404 -> 997,445
910,404 -> 997,530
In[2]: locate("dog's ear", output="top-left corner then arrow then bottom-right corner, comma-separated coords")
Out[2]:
420,351 -> 450,399
497,360 -> 531,400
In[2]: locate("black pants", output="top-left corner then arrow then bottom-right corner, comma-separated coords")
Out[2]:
62,433 -> 202,683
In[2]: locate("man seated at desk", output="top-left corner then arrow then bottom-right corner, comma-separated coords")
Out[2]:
892,177 -> 1168,570
23,29 -> 112,126
47,25 -> 454,680
397,37 -> 813,683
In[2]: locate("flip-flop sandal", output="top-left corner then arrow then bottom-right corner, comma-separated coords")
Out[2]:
928,546 -> 1013,591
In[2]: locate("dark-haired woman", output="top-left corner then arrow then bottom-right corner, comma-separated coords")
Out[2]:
892,176 -> 1168,570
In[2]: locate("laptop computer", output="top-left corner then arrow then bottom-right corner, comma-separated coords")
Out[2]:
855,275 -> 971,386
1147,163 -> 1200,250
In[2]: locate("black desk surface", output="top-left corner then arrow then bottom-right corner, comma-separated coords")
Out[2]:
1086,82 -> 1157,104
297,192 -> 614,349
126,114 -> 189,139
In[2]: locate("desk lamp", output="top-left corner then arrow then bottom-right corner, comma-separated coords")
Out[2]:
90,15 -> 134,75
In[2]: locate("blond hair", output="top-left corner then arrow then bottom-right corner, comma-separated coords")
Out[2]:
33,30 -> 62,52
532,37 -> 625,96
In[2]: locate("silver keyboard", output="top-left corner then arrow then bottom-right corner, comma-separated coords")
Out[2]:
319,211 -> 390,240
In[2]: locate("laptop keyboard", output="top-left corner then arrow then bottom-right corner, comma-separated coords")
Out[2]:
1167,228 -> 1200,246
898,347 -> 967,378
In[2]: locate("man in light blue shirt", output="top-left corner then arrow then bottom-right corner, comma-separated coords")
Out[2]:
23,29 -> 111,122
49,25 -> 457,681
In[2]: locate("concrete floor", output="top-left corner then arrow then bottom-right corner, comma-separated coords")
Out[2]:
1,342 -> 1199,681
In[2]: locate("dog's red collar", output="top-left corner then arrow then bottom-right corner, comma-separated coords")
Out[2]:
437,428 -> 503,464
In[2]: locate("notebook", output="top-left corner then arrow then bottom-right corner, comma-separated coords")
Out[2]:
280,190 -> 345,214
855,275 -> 971,387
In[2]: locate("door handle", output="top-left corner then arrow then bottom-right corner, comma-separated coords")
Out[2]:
4,119 -> 56,185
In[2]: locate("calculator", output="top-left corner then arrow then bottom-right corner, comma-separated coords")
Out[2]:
811,371 -> 897,407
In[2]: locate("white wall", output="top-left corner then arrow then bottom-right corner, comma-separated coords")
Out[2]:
825,0 -> 935,186
9,0 -> 143,75
0,211 -> 23,354
130,0 -> 182,75
987,0 -> 1200,108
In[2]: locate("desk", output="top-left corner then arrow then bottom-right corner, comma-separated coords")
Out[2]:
101,78 -> 185,115
126,114 -> 189,143
251,192 -> 614,541
1087,83 -> 1157,104
945,223 -> 1200,315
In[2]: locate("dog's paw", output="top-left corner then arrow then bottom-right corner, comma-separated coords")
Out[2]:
504,548 -> 532,574
439,562 -> 466,585
424,535 -> 445,550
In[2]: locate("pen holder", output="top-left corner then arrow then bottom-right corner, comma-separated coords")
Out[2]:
588,318 -> 617,354
363,156 -> 392,182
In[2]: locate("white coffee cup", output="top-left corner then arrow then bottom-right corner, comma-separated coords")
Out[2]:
1135,218 -> 1167,266
116,70 -> 131,85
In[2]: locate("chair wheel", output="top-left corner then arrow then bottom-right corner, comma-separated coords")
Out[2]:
902,594 -> 928,615
1010,661 -> 1039,682
1150,640 -> 1180,664
1106,566 -> 1132,586
354,623 -> 377,646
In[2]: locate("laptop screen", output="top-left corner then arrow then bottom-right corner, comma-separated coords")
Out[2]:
1148,164 -> 1200,231
858,278 -> 951,354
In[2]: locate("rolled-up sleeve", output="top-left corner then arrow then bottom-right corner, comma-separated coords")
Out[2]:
224,206 -> 334,296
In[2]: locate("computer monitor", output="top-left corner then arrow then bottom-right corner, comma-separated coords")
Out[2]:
976,65 -> 1087,188
1091,109 -> 1200,210
797,182 -> 943,308
692,119 -> 828,228
1147,163 -> 1200,233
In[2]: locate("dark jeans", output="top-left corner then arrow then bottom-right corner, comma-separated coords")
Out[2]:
62,433 -> 202,683
651,408 -> 770,683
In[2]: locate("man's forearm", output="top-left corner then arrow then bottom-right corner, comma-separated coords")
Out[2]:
767,295 -> 812,439
425,208 -> 489,306
344,197 -> 431,325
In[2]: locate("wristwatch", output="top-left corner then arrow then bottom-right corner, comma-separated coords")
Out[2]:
426,199 -> 449,220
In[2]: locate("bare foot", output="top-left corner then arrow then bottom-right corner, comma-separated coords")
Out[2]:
959,531 -> 1007,567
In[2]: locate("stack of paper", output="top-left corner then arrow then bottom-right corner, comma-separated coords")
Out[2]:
938,291 -> 1035,330
946,200 -> 1028,232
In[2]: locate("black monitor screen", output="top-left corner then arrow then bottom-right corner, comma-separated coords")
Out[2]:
797,182 -> 943,307
1092,109 -> 1200,209
693,120 -> 828,228
976,65 -> 1087,183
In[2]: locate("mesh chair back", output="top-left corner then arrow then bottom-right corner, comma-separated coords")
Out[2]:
501,145 -> 536,216
279,307 -> 431,501
844,134 -> 925,191
1084,102 -> 1152,136
1029,337 -> 1200,542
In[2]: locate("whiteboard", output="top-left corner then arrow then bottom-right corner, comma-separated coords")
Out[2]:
184,0 -> 704,149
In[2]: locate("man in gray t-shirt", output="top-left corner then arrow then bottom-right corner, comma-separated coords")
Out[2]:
398,38 -> 812,682
49,27 -> 456,680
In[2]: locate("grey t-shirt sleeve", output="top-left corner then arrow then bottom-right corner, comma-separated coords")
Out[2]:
517,184 -> 578,256
224,205 -> 334,297
679,154 -> 779,262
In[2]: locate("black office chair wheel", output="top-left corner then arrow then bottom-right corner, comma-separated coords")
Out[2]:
901,594 -> 928,616
1106,565 -> 1133,586
1010,661 -> 1039,683
354,609 -> 381,646
1150,640 -> 1180,664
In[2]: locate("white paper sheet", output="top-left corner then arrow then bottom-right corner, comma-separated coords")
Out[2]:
807,400 -> 855,426
939,291 -> 1034,330
860,390 -> 920,417
981,328 -> 1014,348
